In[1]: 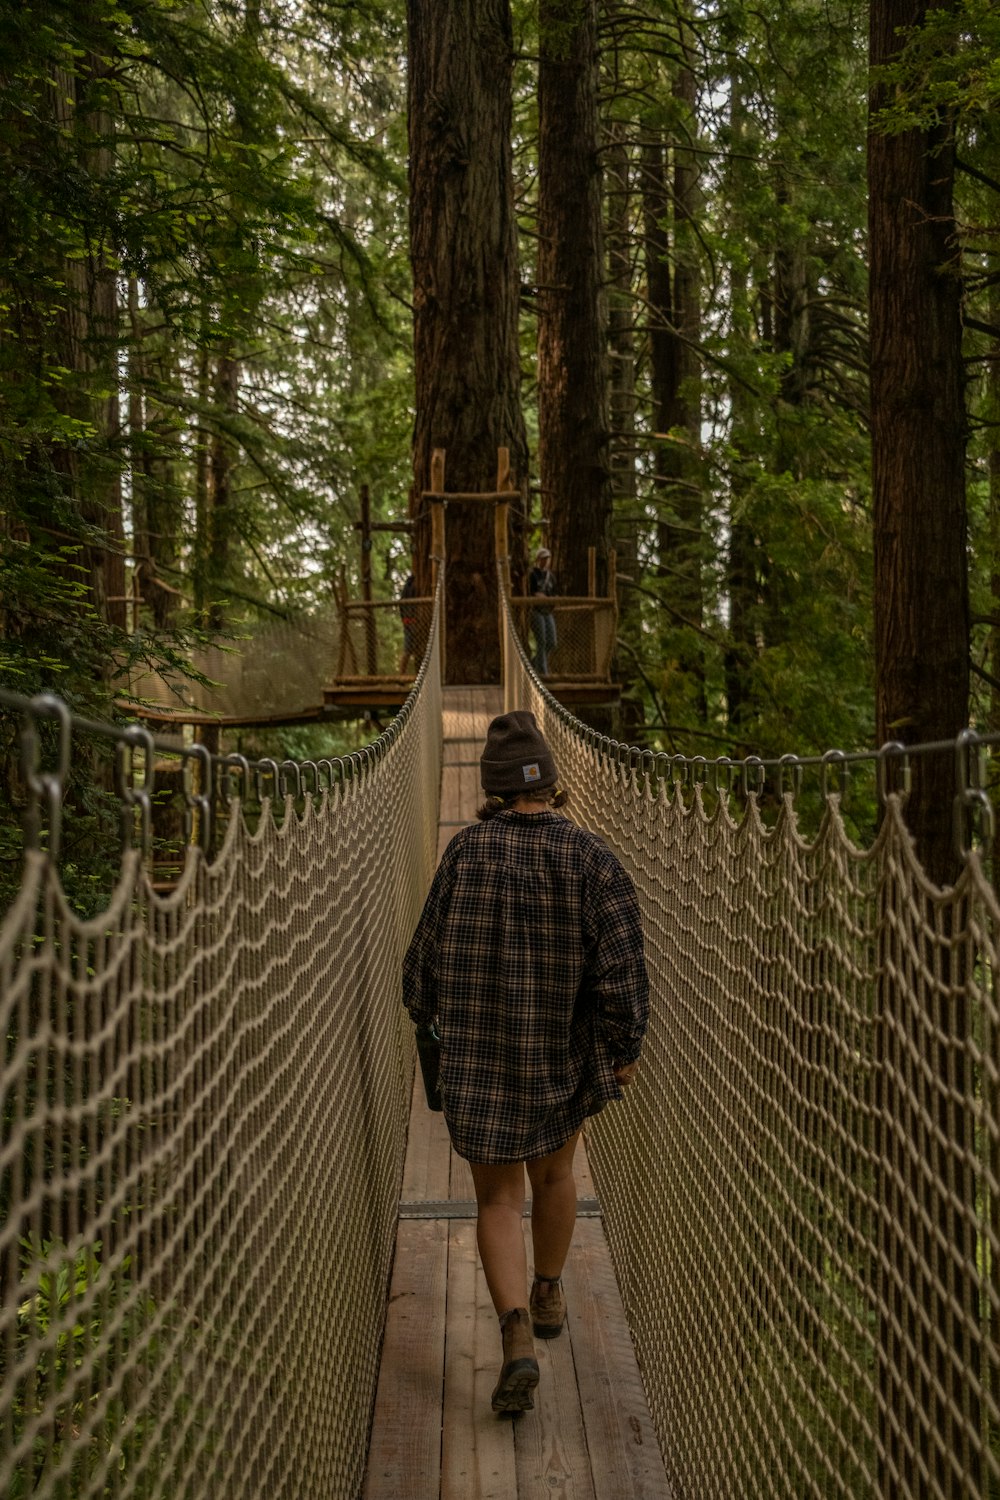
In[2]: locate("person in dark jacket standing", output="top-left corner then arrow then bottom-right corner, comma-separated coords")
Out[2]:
402,711 -> 649,1415
528,547 -> 557,676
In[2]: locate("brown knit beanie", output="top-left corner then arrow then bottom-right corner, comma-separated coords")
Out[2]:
480,711 -> 557,795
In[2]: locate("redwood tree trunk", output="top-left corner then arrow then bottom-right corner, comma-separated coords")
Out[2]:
407,0 -> 527,683
208,347 -> 239,632
642,83 -> 704,718
605,104 -> 642,735
536,0 -> 610,597
869,9 -> 976,1498
49,52 -> 126,642
723,65 -> 761,749
663,44 -> 703,698
869,0 -> 968,885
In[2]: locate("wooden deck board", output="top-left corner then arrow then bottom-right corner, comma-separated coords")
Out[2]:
364,686 -> 673,1499
514,1325 -> 596,1500
362,1219 -> 447,1500
441,1222 -> 520,1499
561,1222 -> 672,1499
401,1084 -> 452,1203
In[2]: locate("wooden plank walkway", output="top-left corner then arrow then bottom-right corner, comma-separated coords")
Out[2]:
363,687 -> 673,1500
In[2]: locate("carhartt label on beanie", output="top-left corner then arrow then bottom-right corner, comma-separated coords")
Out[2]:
480,711 -> 557,795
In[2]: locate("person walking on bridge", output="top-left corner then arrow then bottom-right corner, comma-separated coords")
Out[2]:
402,710 -> 649,1416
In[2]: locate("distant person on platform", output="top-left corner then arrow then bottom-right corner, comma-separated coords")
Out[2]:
398,572 -> 417,675
529,548 -> 557,677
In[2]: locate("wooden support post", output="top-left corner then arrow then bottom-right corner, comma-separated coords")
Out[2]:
359,482 -> 377,676
430,448 -> 447,682
588,546 -> 597,598
604,549 -> 619,681
495,448 -> 511,687
494,447 -> 511,566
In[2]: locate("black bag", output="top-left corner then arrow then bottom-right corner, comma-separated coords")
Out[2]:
414,1021 -> 443,1111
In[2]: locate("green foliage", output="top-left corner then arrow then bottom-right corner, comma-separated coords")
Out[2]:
871,0 -> 1000,132
6,1236 -> 177,1500
0,0 -> 415,910
598,0 -> 874,758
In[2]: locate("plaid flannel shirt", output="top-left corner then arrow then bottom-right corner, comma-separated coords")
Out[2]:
402,809 -> 649,1163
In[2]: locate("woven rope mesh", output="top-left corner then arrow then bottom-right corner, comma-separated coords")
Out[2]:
507,595 -> 616,683
333,598 -> 433,683
5,569 -> 999,1500
128,608 -> 344,719
0,603 -> 441,1500
503,584 -> 999,1500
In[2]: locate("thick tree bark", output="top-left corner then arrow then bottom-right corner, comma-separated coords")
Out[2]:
642,46 -> 704,717
989,268 -> 1000,1420
869,12 -> 976,1499
725,513 -> 757,750
48,54 -> 126,642
144,372 -> 184,634
869,0 -> 968,885
128,285 -> 183,635
664,47 -> 703,693
208,348 -> 239,632
605,106 -> 643,736
606,123 -> 636,517
407,0 -> 527,683
723,70 -> 760,748
536,0 -> 610,598
757,171 -> 810,655
193,335 -> 213,627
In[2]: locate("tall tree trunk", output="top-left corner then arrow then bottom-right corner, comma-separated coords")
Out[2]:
144,357 -> 184,633
407,0 -> 527,683
208,347 -> 239,632
49,51 -> 126,644
723,69 -> 760,748
128,283 -> 183,634
989,267 -> 1000,1451
664,39 -> 703,699
606,124 -> 636,518
642,130 -> 674,507
536,0 -> 610,597
642,52 -> 704,725
869,0 -> 968,882
759,169 -> 811,654
605,105 -> 642,736
725,510 -> 757,751
869,10 -> 976,1500
193,333 -> 213,628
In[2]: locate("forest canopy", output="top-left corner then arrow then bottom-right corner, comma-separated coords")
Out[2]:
1,0 -> 998,827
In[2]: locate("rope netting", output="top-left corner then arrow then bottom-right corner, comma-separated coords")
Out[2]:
0,595 -> 441,1500
332,597 -> 434,684
129,608 -> 344,720
501,583 -> 1000,1500
4,561 -> 999,1500
506,595 -> 616,683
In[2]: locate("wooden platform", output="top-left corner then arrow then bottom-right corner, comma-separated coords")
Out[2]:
324,677 -> 621,712
363,687 -> 672,1500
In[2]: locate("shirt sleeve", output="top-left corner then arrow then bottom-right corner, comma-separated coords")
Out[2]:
401,838 -> 459,1025
587,859 -> 649,1064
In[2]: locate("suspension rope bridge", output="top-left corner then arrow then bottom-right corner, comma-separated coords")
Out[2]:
1,578 -> 998,1499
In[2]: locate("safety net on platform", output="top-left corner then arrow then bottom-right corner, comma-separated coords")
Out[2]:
502,582 -> 999,1500
0,595 -> 441,1500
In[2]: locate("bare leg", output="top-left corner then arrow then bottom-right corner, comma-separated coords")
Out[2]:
469,1160 -> 528,1315
526,1130 -> 581,1278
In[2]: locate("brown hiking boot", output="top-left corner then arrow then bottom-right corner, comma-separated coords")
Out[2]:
491,1308 -> 539,1414
530,1275 -> 566,1339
